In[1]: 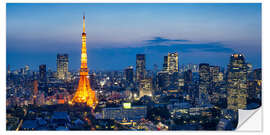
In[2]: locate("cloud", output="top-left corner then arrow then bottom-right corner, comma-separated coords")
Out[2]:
143,36 -> 233,53
145,36 -> 190,45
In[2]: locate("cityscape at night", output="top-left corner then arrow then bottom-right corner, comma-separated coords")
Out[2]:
6,3 -> 261,131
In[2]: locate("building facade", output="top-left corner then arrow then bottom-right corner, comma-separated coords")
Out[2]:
136,54 -> 146,83
167,52 -> 179,74
139,78 -> 153,98
125,66 -> 134,84
227,54 -> 248,110
56,54 -> 69,80
39,64 -> 47,83
199,63 -> 210,105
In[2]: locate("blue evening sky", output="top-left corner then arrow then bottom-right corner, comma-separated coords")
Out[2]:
6,3 -> 261,71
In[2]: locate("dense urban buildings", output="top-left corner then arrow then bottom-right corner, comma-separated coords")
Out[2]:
6,11 -> 261,131
6,50 -> 262,130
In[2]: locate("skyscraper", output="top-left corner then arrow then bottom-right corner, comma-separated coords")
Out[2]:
199,63 -> 210,105
125,66 -> 134,84
163,56 -> 168,71
157,71 -> 170,90
252,68 -> 262,100
39,64 -> 46,83
167,52 -> 179,74
227,54 -> 248,110
25,65 -> 30,75
184,69 -> 192,86
139,78 -> 153,98
136,54 -> 146,82
71,14 -> 98,108
210,66 -> 220,83
57,54 -> 69,80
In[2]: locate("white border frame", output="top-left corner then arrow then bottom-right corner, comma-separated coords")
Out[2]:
1,0 -> 268,135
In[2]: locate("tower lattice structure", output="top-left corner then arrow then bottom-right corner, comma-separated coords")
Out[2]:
71,15 -> 98,108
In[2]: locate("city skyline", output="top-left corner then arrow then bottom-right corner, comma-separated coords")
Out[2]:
7,3 -> 261,71
6,3 -> 262,131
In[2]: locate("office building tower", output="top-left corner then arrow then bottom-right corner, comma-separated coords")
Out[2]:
57,53 -> 69,80
248,68 -> 262,100
184,69 -> 192,84
199,63 -> 210,105
39,64 -> 47,82
227,54 -> 248,110
163,56 -> 168,71
247,63 -> 253,74
136,54 -> 146,82
139,78 -> 153,98
125,66 -> 134,83
25,65 -> 29,71
218,72 -> 224,82
167,52 -> 179,74
210,66 -> 220,83
25,65 -> 30,75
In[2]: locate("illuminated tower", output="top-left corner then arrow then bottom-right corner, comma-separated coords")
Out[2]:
71,14 -> 98,108
57,54 -> 70,80
227,54 -> 248,110
167,52 -> 179,74
199,63 -> 210,105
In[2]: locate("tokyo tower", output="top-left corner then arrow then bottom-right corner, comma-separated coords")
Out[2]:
71,14 -> 98,108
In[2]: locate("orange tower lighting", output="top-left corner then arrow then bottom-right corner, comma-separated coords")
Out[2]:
71,14 -> 98,108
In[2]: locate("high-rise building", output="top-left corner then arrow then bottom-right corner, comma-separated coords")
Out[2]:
253,68 -> 262,100
227,54 -> 248,110
25,65 -> 30,74
57,54 -> 69,80
157,71 -> 170,90
136,54 -> 146,82
218,72 -> 224,82
71,14 -> 98,108
199,63 -> 210,105
252,68 -> 262,80
25,65 -> 29,70
247,63 -> 253,75
167,52 -> 179,74
210,66 -> 220,83
139,78 -> 153,98
183,69 -> 192,96
124,66 -> 134,83
184,69 -> 192,84
248,68 -> 262,100
39,64 -> 47,82
163,56 -> 168,71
